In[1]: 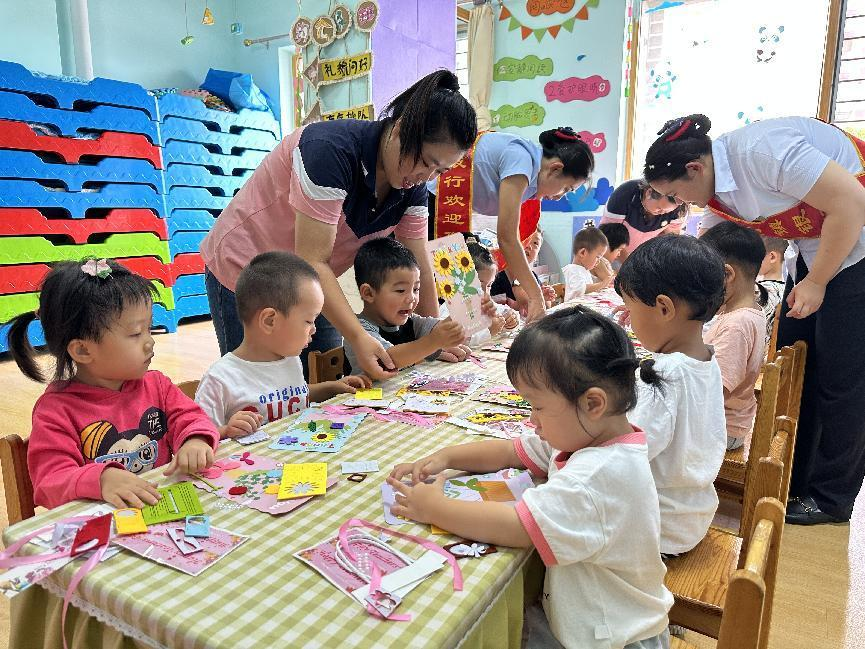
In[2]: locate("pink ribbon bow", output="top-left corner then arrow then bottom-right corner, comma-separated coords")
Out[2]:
81,259 -> 111,278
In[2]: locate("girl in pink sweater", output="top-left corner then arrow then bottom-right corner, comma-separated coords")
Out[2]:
6,260 -> 219,509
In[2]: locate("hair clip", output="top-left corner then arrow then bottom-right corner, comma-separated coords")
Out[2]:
555,127 -> 579,141
648,164 -> 655,169
81,258 -> 111,279
664,118 -> 693,142
667,162 -> 672,166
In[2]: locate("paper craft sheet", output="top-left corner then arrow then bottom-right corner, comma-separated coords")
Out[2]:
113,523 -> 248,576
141,482 -> 203,525
404,370 -> 487,395
278,462 -> 327,500
400,393 -> 463,415
443,469 -> 534,504
190,452 -> 337,515
447,406 -> 534,439
426,233 -> 492,337
471,385 -> 531,410
269,408 -> 367,453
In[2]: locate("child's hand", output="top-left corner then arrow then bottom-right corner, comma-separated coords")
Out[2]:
431,318 -> 466,348
489,314 -> 506,336
100,467 -> 161,509
387,474 -> 447,525
502,309 -> 519,330
164,437 -> 214,477
390,452 -> 448,484
612,305 -> 631,327
542,284 -> 557,305
336,374 -> 373,392
221,410 -> 262,439
480,294 -> 498,320
439,344 -> 472,362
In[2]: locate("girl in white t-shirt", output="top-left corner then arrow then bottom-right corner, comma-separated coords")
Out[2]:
462,233 -> 519,346
389,306 -> 673,649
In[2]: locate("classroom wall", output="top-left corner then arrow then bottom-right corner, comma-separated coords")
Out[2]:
0,1 -> 63,75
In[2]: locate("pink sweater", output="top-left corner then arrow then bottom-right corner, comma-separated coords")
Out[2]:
28,371 -> 220,508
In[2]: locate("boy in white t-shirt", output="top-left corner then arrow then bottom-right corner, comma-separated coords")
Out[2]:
196,252 -> 368,439
562,227 -> 612,300
615,235 -> 727,555
757,235 -> 787,349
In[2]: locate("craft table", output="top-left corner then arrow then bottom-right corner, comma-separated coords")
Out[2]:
5,357 -> 543,649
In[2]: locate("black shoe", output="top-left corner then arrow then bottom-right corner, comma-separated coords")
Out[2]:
785,496 -> 849,525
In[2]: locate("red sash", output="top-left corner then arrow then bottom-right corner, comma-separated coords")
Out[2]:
706,127 -> 865,239
434,133 -> 485,238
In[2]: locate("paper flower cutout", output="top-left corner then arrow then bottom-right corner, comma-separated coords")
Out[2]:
454,250 -> 474,272
433,250 -> 454,275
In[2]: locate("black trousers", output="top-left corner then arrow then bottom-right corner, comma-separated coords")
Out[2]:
777,254 -> 865,518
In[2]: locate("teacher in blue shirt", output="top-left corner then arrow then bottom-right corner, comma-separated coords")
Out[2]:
428,127 -> 594,322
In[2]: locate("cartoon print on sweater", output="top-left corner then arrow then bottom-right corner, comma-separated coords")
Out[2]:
80,407 -> 168,473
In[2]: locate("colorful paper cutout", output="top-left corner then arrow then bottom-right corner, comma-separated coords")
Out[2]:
526,0 -> 575,16
341,461 -> 379,474
185,515 -> 211,538
269,408 -> 367,453
491,102 -> 546,128
426,234 -> 492,337
493,55 -> 554,82
472,386 -> 531,410
290,16 -> 312,47
355,388 -> 383,400
400,393 -> 462,415
141,482 -> 203,525
70,514 -> 112,557
322,103 -> 374,121
578,131 -> 607,153
355,0 -> 379,31
405,371 -> 486,395
319,51 -> 373,85
331,4 -> 353,38
311,15 -> 336,47
443,469 -> 533,504
447,406 -> 534,439
278,463 -> 328,500
113,508 -> 148,535
544,75 -> 611,103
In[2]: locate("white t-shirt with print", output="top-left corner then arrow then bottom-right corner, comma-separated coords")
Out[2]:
195,353 -> 309,427
561,263 -> 593,301
628,351 -> 726,554
513,429 -> 672,649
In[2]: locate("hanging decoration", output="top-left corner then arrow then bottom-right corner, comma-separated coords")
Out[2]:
526,0 -> 575,16
355,0 -> 380,32
202,1 -> 215,26
291,16 -> 313,48
230,0 -> 243,35
302,100 -> 321,126
319,51 -> 373,85
500,0 -> 600,42
181,0 -> 195,45
331,5 -> 353,39
303,56 -> 321,88
312,15 -> 337,47
322,103 -> 375,121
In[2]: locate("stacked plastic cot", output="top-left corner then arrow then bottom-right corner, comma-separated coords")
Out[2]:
157,93 -> 280,331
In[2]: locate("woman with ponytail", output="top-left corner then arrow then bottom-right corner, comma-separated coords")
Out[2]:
428,127 -> 594,322
643,113 -> 865,526
201,70 -> 477,380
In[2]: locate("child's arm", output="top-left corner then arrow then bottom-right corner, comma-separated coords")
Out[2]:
159,374 -> 219,473
386,318 -> 466,369
309,374 -> 372,402
585,275 -> 614,294
706,318 -> 756,397
390,440 -> 524,484
194,373 -> 262,439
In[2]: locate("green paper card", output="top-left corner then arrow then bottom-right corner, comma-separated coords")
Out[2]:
142,482 -> 204,525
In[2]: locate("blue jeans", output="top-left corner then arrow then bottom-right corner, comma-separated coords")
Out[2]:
204,267 -> 343,380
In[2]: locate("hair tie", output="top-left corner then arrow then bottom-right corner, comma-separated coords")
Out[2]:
664,118 -> 692,142
606,357 -> 640,372
81,258 -> 112,279
555,127 -> 579,141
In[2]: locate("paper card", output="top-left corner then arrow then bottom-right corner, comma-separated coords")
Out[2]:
113,508 -> 148,535
235,429 -> 270,446
70,513 -> 112,556
189,451 -> 338,515
354,388 -> 383,400
341,461 -> 379,474
342,397 -> 393,409
141,482 -> 204,525
185,515 -> 210,538
350,550 -> 446,607
399,393 -> 462,415
426,234 -> 492,336
443,469 -> 534,505
113,523 -> 248,576
269,408 -> 367,453
479,338 -> 513,353
381,483 -> 413,526
405,370 -> 487,395
447,406 -> 534,439
472,385 -> 531,410
278,462 -> 328,500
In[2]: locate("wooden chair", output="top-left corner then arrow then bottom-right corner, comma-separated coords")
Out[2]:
775,341 -> 806,422
176,380 -> 200,400
766,303 -> 782,362
671,498 -> 785,649
0,434 -> 35,525
308,346 -> 345,384
664,418 -> 790,638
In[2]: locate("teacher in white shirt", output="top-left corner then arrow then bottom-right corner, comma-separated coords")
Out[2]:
642,114 -> 865,526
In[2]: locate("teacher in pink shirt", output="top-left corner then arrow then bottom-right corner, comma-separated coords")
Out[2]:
201,71 -> 476,380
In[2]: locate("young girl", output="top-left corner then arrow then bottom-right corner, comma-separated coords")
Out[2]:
389,307 -> 673,649
462,234 -> 519,346
614,235 -> 727,555
7,259 -> 219,510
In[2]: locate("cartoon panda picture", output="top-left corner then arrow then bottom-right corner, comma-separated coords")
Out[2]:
80,407 -> 168,474
757,25 -> 784,63
649,61 -> 677,100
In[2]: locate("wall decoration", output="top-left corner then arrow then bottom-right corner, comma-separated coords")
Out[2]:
737,105 -> 765,125
291,16 -> 313,48
322,103 -> 375,121
756,25 -> 784,63
355,0 -> 380,32
544,75 -> 610,103
303,57 -> 320,87
541,177 -> 613,212
645,0 -> 684,12
319,51 -> 373,85
331,5 -> 353,39
202,2 -> 215,26
491,101 -> 546,128
648,61 -> 676,100
526,0 -> 575,16
302,100 -> 321,126
312,15 -> 337,47
500,0 -> 601,42
181,0 -> 195,45
493,55 -> 554,82
577,130 -> 606,153
576,53 -> 587,61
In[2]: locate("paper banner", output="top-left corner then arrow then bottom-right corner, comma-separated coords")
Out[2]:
331,4 -> 353,38
312,15 -> 336,47
319,51 -> 373,85
526,0 -> 575,16
321,103 -> 375,121
291,16 -> 312,48
302,100 -> 321,126
544,75 -> 610,103
502,1 -> 596,42
303,57 -> 320,88
491,101 -> 546,128
493,55 -> 554,82
355,0 -> 379,32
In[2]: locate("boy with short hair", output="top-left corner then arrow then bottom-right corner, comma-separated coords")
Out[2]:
593,223 -> 631,282
561,227 -> 611,300
700,223 -> 768,451
196,252 -> 369,439
758,236 -> 787,347
344,238 -> 470,373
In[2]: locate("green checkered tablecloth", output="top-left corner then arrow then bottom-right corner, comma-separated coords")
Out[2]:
5,358 -> 541,649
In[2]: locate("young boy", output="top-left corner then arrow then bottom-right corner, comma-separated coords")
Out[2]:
593,222 -> 631,282
344,238 -> 470,373
757,236 -> 787,348
615,235 -> 727,555
700,223 -> 768,451
561,227 -> 611,301
196,252 -> 368,439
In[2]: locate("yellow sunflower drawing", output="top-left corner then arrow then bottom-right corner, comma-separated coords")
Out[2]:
454,250 -> 474,272
433,250 -> 455,275
437,278 -> 456,300
311,430 -> 336,443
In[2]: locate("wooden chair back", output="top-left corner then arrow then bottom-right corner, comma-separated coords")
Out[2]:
308,347 -> 345,384
776,341 -> 806,422
176,380 -> 200,400
766,304 -> 782,362
739,417 -> 789,550
719,497 -> 785,649
0,434 -> 35,525
747,356 -> 784,468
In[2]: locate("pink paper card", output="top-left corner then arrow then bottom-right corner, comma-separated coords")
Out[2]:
190,451 -> 337,515
113,523 -> 248,576
405,370 -> 486,395
426,233 -> 492,337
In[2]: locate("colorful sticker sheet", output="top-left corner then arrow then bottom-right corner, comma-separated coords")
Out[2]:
426,233 -> 492,337
269,408 -> 367,453
471,385 -> 531,410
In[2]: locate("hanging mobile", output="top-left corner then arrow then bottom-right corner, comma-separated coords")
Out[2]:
181,0 -> 195,45
202,0 -> 215,25
230,0 -> 243,34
